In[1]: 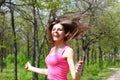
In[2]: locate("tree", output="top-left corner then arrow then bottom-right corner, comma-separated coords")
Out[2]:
10,4 -> 18,80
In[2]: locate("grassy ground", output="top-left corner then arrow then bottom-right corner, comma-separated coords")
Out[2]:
0,64 -> 114,80
81,69 -> 114,80
0,64 -> 31,80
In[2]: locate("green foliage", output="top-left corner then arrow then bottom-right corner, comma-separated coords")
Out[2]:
0,45 -> 7,49
2,55 -> 119,80
85,64 -> 100,76
1,0 -> 120,80
17,53 -> 29,66
81,64 -> 115,80
98,69 -> 114,80
3,54 -> 14,67
3,53 -> 29,67
82,76 -> 102,80
115,59 -> 120,67
0,68 -> 14,80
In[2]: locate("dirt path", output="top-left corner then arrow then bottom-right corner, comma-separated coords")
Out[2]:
106,68 -> 120,80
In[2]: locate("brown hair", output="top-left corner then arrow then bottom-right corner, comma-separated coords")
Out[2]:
47,18 -> 88,46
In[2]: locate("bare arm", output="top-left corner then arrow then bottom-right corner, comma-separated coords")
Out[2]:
63,47 -> 83,80
25,62 -> 48,75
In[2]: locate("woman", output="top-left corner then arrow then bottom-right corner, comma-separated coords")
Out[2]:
25,18 -> 87,80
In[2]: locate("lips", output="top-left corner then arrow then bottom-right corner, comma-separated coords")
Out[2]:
52,34 -> 60,41
53,33 -> 59,37
54,34 -> 59,37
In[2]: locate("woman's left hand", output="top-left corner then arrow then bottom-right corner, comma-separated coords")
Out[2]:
75,60 -> 83,72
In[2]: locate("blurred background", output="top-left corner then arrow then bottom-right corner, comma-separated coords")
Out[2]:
0,0 -> 120,80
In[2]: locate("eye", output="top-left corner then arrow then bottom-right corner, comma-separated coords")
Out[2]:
58,28 -> 63,31
52,28 -> 56,31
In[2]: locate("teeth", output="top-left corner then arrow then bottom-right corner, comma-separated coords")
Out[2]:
54,36 -> 59,37
53,35 -> 59,37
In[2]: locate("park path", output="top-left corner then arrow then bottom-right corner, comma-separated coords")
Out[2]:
106,68 -> 120,80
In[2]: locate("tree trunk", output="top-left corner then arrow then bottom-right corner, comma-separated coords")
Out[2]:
0,13 -> 5,73
11,8 -> 18,80
32,5 -> 38,80
0,32 -> 4,72
113,47 -> 117,65
91,46 -> 97,64
0,0 -> 5,7
27,33 -> 30,58
98,41 -> 102,68
0,51 -> 3,73
76,38 -> 80,61
86,47 -> 90,65
80,48 -> 86,76
0,37 -> 3,72
80,39 -> 87,76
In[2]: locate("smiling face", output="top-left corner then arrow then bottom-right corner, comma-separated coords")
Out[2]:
51,23 -> 65,44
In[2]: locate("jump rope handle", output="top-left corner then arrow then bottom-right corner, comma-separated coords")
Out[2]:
77,60 -> 84,76
78,60 -> 83,64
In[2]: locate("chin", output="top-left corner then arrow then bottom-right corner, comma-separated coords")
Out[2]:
53,39 -> 59,42
53,39 -> 61,42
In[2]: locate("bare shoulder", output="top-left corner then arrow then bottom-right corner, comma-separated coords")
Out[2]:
62,46 -> 74,58
65,46 -> 74,53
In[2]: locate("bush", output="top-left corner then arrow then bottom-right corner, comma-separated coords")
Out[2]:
3,54 -> 14,67
85,64 -> 100,76
17,53 -> 29,66
3,53 -> 29,67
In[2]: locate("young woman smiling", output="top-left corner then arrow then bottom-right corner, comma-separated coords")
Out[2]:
25,19 -> 87,80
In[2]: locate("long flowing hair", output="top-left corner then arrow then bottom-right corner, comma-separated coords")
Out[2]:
47,16 -> 88,47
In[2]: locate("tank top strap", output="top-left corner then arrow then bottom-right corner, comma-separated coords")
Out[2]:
59,45 -> 69,55
49,46 -> 55,53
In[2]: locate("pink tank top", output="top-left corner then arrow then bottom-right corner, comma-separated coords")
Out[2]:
45,45 -> 69,80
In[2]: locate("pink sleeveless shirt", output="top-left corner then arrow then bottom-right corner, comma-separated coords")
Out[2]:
45,45 -> 69,80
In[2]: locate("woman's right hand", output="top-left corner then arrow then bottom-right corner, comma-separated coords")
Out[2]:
25,62 -> 31,70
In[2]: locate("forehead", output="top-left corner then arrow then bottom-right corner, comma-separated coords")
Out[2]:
53,23 -> 63,29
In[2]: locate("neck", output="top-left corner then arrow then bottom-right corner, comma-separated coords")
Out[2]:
54,42 -> 66,49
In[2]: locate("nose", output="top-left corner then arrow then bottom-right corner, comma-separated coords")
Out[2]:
53,29 -> 58,33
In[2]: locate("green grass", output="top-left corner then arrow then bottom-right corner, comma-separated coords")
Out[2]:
0,53 -> 47,80
0,64 -> 45,80
0,64 -> 114,80
0,68 -> 14,80
81,68 -> 114,80
1,53 -> 118,80
98,69 -> 115,80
